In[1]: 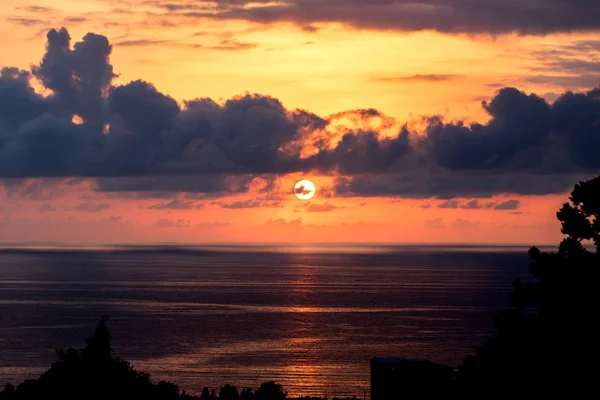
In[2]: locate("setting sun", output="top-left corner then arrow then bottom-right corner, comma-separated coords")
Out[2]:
294,180 -> 316,200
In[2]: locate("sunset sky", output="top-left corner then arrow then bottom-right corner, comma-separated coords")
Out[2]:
1,0 -> 599,244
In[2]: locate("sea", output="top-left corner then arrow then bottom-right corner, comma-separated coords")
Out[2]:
0,244 -> 546,398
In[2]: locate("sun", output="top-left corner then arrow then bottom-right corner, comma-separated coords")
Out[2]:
294,180 -> 316,200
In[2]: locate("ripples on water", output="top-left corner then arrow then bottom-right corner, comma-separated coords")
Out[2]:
0,244 -> 536,397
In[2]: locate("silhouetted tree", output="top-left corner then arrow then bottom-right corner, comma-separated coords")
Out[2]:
457,175 -> 600,398
0,316 -> 188,400
0,384 -> 14,400
240,388 -> 255,400
219,384 -> 240,400
201,387 -> 213,400
82,314 -> 112,362
255,382 -> 287,400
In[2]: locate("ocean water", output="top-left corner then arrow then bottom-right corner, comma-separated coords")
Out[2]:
0,244 -> 537,397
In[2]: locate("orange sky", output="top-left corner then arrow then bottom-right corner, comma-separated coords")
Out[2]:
0,0 -> 598,245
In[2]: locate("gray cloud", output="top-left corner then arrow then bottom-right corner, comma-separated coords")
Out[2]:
493,199 -> 522,210
147,199 -> 205,210
451,219 -> 481,229
38,203 -> 57,212
71,202 -> 111,212
306,201 -> 343,212
1,179 -> 63,200
436,199 -> 521,210
264,217 -> 303,227
161,0 -> 600,35
155,218 -> 190,227
375,74 -> 459,83
425,217 -> 445,229
2,28 -> 600,199
196,221 -> 232,228
214,199 -> 282,209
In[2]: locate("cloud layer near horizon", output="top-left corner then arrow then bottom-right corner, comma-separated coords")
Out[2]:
1,28 -> 600,199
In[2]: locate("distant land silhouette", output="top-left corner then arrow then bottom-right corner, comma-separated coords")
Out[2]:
2,175 -> 599,399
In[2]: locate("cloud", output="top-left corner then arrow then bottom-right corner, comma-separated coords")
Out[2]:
294,184 -> 313,196
115,39 -> 172,47
38,203 -> 57,212
437,200 -> 460,209
1,179 -> 62,200
7,18 -> 46,27
375,74 -> 458,83
214,200 -> 282,209
451,219 -> 481,229
71,202 -> 111,212
2,28 -> 600,199
147,199 -> 205,210
161,0 -> 600,35
95,175 -> 256,197
493,200 -> 522,210
436,199 -> 521,210
425,218 -> 445,229
264,217 -> 303,227
196,221 -> 232,228
155,218 -> 190,228
306,201 -> 343,212
425,217 -> 480,229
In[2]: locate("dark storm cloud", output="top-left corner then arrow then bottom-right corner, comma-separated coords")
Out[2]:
163,0 -> 600,35
333,173 -> 582,199
95,175 -> 256,196
2,28 -> 600,198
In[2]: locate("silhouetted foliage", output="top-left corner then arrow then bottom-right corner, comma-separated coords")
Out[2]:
201,387 -> 215,400
0,316 -> 181,400
240,388 -> 254,400
255,382 -> 287,400
219,384 -> 240,400
457,175 -> 600,398
0,317 -> 346,400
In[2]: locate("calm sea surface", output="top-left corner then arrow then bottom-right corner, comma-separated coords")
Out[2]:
0,244 -> 540,397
